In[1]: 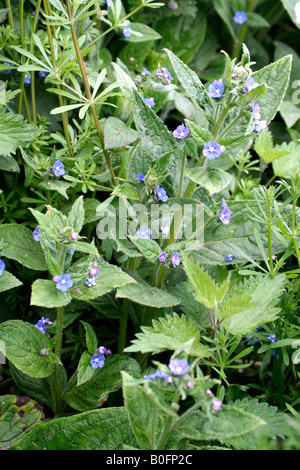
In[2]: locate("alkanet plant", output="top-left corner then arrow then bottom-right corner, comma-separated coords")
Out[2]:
0,0 -> 299,451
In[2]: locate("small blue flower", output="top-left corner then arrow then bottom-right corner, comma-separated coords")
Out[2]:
159,252 -> 168,263
67,248 -> 75,255
136,226 -> 152,239
161,67 -> 173,81
137,173 -> 145,183
143,97 -> 155,108
32,227 -> 40,242
224,254 -> 236,262
171,251 -> 180,267
39,71 -> 47,78
245,76 -> 259,92
203,141 -> 222,160
168,358 -> 189,376
160,226 -> 170,238
212,398 -> 222,411
90,354 -> 105,369
106,0 -> 112,6
3,62 -> 12,73
52,160 -> 65,177
208,79 -> 225,99
122,25 -> 132,38
219,200 -> 233,225
156,186 -> 168,202
56,273 -> 73,292
24,73 -> 31,85
233,11 -> 247,24
173,123 -> 190,139
0,259 -> 5,276
99,346 -> 107,354
142,67 -> 151,76
267,333 -> 277,343
254,119 -> 267,133
85,277 -> 97,287
251,104 -> 261,120
34,317 -> 51,334
143,369 -> 169,380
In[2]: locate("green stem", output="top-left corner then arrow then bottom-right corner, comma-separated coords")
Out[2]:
43,0 -> 73,157
231,0 -> 257,59
30,0 -> 42,126
66,0 -> 118,187
5,0 -> 14,30
292,199 -> 300,269
155,390 -> 181,450
268,204 -> 274,277
53,306 -> 64,414
177,154 -> 186,197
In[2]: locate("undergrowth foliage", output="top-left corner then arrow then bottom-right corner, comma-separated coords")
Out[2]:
0,0 -> 299,451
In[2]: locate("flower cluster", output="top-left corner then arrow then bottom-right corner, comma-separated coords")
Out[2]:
143,97 -> 155,108
251,103 -> 267,133
35,316 -> 52,334
155,67 -> 173,85
158,251 -> 180,267
85,262 -> 99,288
219,200 -> 233,225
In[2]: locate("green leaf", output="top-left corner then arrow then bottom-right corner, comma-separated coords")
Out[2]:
0,395 -> 45,449
0,270 -> 22,293
226,398 -> 288,449
122,372 -> 164,450
124,312 -> 210,358
177,405 -> 266,442
30,206 -> 66,241
76,351 -> 95,387
80,321 -> 97,356
185,119 -> 214,144
0,154 -> 19,172
31,279 -> 72,308
65,355 -> 141,412
185,167 -> 232,195
0,109 -> 35,157
124,22 -> 161,42
39,180 -> 71,199
67,196 -> 85,233
213,0 -> 236,39
0,320 -> 57,378
128,236 -> 161,263
280,0 -> 300,30
116,273 -> 181,308
10,407 -> 136,450
0,224 -> 47,271
112,184 -> 141,201
253,55 -> 293,125
164,48 -> 214,116
104,117 -> 138,149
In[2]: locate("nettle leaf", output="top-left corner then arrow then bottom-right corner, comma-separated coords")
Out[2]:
182,254 -> 230,310
226,398 -> 288,449
65,355 -> 141,412
177,405 -> 266,442
163,48 -> 214,117
31,279 -> 72,308
122,372 -> 165,450
10,407 -> 136,450
0,320 -> 58,378
0,224 -> 47,271
0,109 -> 35,157
223,274 -> 286,335
67,196 -> 85,234
0,395 -> 45,449
104,116 -> 138,149
185,167 -> 232,195
124,312 -> 210,358
253,54 -> 293,124
0,270 -> 22,293
115,273 -> 181,308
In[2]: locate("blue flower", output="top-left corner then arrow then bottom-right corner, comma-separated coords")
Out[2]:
85,277 -> 97,287
159,252 -> 168,263
224,254 -> 236,261
173,123 -> 190,139
0,259 -> 5,276
156,186 -> 168,202
106,0 -> 112,6
267,333 -> 277,343
136,226 -> 152,239
171,251 -> 180,267
160,226 -> 170,238
90,354 -> 105,369
245,76 -> 259,92
143,97 -> 155,108
203,141 -> 223,160
3,62 -> 12,73
162,67 -> 173,81
137,173 -> 145,183
212,398 -> 222,411
233,11 -> 247,24
34,317 -> 51,334
56,273 -> 73,292
122,25 -> 132,38
142,67 -> 151,76
143,369 -> 169,380
254,119 -> 267,133
208,79 -> 225,99
52,160 -> 65,177
39,71 -> 47,78
67,248 -> 74,255
24,73 -> 31,85
32,227 -> 40,242
251,104 -> 261,120
219,200 -> 233,225
168,358 -> 189,375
